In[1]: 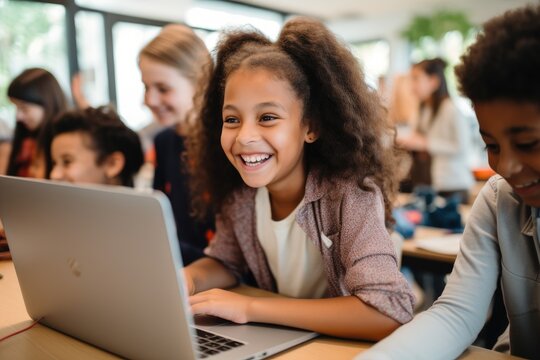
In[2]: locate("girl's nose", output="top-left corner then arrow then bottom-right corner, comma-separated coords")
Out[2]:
496,150 -> 522,179
50,165 -> 63,181
236,122 -> 260,145
144,88 -> 158,107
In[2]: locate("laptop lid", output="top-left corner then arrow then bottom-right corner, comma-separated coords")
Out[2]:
0,176 -> 197,359
0,176 -> 317,360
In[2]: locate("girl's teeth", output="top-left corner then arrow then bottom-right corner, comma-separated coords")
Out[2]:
241,154 -> 271,166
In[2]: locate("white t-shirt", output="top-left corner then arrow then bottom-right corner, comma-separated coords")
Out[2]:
255,187 -> 328,299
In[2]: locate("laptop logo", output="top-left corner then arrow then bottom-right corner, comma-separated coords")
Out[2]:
67,257 -> 82,277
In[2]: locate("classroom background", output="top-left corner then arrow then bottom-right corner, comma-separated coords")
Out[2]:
0,0 -> 536,181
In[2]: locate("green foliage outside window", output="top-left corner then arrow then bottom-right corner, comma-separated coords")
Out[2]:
401,10 -> 477,97
0,0 -> 66,121
401,10 -> 473,46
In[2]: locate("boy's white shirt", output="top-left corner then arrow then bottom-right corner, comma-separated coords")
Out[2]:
255,186 -> 328,299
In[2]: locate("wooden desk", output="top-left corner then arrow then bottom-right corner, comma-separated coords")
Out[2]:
0,261 -> 522,359
401,227 -> 457,275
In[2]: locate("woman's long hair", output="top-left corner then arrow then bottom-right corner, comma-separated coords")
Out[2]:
6,68 -> 67,177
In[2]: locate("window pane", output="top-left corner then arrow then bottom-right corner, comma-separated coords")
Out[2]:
113,22 -> 161,130
0,0 -> 69,127
350,40 -> 390,90
185,0 -> 282,40
75,11 -> 109,107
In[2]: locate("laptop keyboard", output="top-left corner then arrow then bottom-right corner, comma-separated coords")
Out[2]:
195,328 -> 245,358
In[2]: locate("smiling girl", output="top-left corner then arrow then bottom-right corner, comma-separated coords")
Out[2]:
183,17 -> 414,340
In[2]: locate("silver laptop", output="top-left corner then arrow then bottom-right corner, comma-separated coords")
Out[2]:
0,176 -> 316,360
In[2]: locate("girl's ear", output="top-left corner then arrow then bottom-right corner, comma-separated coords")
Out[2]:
104,151 -> 125,181
305,126 -> 319,143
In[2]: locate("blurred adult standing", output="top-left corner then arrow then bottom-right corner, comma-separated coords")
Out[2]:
398,58 -> 474,202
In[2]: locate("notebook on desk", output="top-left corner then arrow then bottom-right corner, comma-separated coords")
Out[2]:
0,176 -> 316,360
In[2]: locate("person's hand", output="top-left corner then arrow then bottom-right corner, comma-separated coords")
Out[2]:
396,132 -> 428,151
71,72 -> 90,109
189,288 -> 254,324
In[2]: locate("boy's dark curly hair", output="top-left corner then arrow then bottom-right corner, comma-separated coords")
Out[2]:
455,5 -> 540,103
52,106 -> 144,187
188,17 -> 405,227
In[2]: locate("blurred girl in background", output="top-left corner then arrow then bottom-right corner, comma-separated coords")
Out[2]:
6,67 -> 67,179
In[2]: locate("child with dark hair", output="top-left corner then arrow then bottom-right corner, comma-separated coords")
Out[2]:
398,58 -> 474,203
7,68 -> 67,178
50,106 -> 144,187
357,5 -> 540,360
183,17 -> 414,339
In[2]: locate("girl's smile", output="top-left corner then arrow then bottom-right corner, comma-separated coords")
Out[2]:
239,153 -> 273,169
221,67 -> 314,193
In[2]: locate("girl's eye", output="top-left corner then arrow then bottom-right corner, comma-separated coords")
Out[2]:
260,114 -> 277,122
157,87 -> 169,94
484,144 -> 500,154
516,140 -> 539,150
62,158 -> 73,166
223,117 -> 239,124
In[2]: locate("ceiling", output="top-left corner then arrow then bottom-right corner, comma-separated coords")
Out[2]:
235,0 -> 537,20
75,0 -> 539,23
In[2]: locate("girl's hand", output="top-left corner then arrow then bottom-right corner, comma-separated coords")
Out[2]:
189,288 -> 254,324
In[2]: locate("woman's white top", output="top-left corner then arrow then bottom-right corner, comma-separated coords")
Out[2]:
255,186 -> 328,298
417,98 -> 475,192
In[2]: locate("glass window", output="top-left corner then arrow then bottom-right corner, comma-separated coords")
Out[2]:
75,11 -> 109,108
185,0 -> 283,40
0,0 -> 69,128
350,40 -> 390,90
112,22 -> 161,130
410,29 -> 477,97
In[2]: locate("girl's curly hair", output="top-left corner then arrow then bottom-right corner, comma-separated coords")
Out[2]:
188,17 -> 405,228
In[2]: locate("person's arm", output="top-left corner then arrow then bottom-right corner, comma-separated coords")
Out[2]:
184,203 -> 247,294
356,179 -> 502,360
396,132 -> 428,151
71,72 -> 90,109
184,257 -> 237,295
190,290 -> 398,340
190,183 -> 411,340
0,142 -> 11,175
